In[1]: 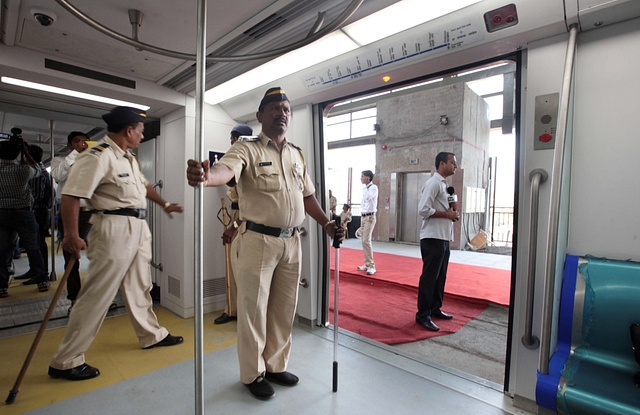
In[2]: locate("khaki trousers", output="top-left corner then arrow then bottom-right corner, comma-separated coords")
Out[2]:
361,214 -> 376,268
50,214 -> 168,370
231,226 -> 301,384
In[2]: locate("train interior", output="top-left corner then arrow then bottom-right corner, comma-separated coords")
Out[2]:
1,0 -> 640,414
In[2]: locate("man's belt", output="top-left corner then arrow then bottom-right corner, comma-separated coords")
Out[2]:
362,212 -> 375,217
100,208 -> 147,219
231,202 -> 239,210
245,220 -> 297,238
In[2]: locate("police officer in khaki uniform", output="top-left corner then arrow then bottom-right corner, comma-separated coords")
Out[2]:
48,106 -> 184,381
215,124 -> 253,325
187,87 -> 343,400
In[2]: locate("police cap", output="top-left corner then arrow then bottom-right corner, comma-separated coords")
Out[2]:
258,87 -> 289,112
102,106 -> 147,127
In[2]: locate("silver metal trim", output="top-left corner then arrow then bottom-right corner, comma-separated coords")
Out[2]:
55,0 -> 363,63
521,169 -> 548,349
193,0 -> 206,412
539,24 -> 579,376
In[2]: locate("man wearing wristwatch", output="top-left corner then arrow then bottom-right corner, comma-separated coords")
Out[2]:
215,124 -> 253,325
187,87 -> 344,400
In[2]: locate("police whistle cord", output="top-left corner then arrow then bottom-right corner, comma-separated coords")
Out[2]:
332,217 -> 342,393
6,223 -> 92,405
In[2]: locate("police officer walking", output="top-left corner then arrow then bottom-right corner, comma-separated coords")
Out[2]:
48,106 -> 184,381
187,87 -> 343,400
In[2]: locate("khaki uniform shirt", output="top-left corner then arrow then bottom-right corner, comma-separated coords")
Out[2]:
217,132 -> 315,229
62,135 -> 148,210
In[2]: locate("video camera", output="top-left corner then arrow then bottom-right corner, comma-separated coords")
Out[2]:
9,127 -> 24,147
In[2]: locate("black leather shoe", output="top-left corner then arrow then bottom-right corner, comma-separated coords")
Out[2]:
416,317 -> 440,331
48,364 -> 100,381
143,334 -> 184,349
14,271 -> 34,280
265,371 -> 299,386
245,376 -> 275,399
21,277 -> 37,285
432,310 -> 453,320
214,313 -> 237,325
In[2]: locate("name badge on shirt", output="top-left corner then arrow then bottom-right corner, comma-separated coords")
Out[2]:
118,173 -> 130,178
258,161 -> 272,167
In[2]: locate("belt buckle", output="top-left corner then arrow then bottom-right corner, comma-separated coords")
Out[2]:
137,209 -> 147,219
279,228 -> 293,238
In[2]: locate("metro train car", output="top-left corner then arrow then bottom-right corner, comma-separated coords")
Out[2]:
1,0 -> 640,414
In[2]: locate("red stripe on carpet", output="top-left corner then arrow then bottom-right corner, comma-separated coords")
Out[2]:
330,247 -> 510,306
329,272 -> 487,345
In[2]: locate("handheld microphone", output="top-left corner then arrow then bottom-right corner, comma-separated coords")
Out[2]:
447,186 -> 459,221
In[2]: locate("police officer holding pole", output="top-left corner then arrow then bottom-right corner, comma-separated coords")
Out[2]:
187,87 -> 343,400
48,106 -> 184,381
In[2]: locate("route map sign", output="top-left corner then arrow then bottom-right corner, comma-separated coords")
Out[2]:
303,18 -> 484,91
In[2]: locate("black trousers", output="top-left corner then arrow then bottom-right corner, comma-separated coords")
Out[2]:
416,238 -> 450,321
33,208 -> 50,273
59,210 -> 93,301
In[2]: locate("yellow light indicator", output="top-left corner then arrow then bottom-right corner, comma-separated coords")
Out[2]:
383,75 -> 391,82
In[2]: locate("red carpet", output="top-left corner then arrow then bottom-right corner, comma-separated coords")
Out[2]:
329,272 -> 487,344
328,248 -> 510,345
330,248 -> 510,306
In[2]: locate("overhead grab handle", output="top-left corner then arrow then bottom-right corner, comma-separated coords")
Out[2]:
521,169 -> 548,350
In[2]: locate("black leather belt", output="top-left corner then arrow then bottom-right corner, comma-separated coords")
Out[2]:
101,208 -> 147,219
246,220 -> 297,238
362,212 -> 375,217
231,202 -> 239,210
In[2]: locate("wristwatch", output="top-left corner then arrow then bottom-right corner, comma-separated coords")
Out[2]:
163,201 -> 171,210
233,221 -> 239,229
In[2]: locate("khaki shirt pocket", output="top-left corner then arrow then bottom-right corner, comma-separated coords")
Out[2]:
114,174 -> 136,199
254,164 -> 281,192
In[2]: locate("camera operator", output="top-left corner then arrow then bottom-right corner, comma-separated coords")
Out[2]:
0,129 -> 50,298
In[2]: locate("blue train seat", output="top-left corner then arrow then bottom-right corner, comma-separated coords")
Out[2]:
537,255 -> 640,414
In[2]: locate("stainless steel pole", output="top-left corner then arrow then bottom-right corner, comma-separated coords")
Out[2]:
539,24 -> 578,375
194,0 -> 206,412
48,120 -> 56,281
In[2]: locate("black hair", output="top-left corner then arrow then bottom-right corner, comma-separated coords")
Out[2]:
435,152 -> 455,169
107,122 -> 140,133
67,131 -> 89,145
0,141 -> 20,160
343,204 -> 351,209
362,170 -> 374,181
28,145 -> 44,163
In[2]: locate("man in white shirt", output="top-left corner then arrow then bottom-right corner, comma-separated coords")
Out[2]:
50,132 -> 90,310
415,152 -> 460,331
357,170 -> 378,275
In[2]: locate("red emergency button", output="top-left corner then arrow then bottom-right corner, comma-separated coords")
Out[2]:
539,133 -> 552,142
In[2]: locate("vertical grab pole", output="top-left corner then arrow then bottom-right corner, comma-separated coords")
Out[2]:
49,120 -> 56,281
332,217 -> 341,392
539,24 -> 579,375
193,0 -> 206,413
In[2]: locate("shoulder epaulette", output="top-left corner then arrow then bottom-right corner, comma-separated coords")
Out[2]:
237,135 -> 260,143
89,142 -> 110,156
289,143 -> 307,177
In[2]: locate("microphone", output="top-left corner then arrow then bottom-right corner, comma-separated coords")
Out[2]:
447,186 -> 459,221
